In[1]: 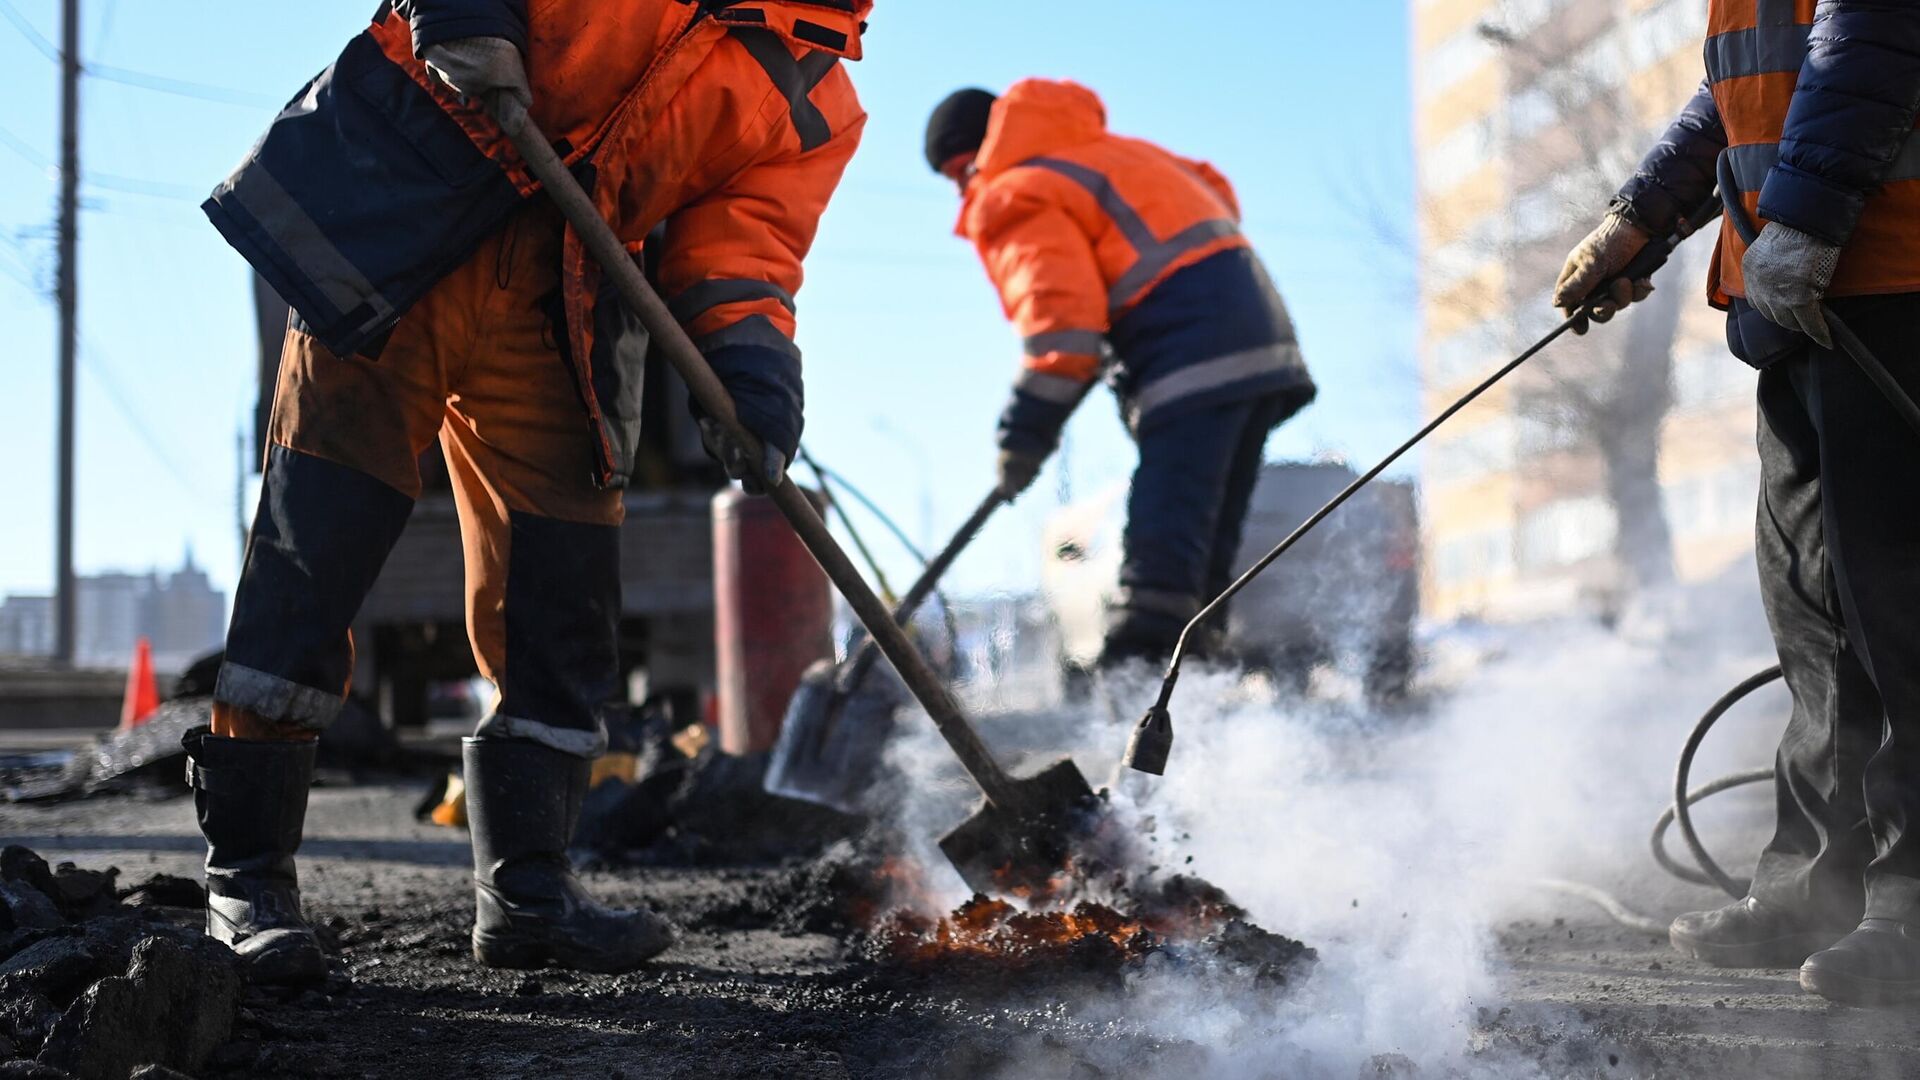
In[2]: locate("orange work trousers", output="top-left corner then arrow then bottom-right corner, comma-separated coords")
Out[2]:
215,201 -> 622,758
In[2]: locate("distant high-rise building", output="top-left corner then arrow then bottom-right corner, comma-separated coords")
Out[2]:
1412,0 -> 1757,621
0,553 -> 226,672
147,550 -> 228,672
76,572 -> 150,670
0,595 -> 54,658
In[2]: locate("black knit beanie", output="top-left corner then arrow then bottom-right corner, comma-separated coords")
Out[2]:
924,88 -> 998,173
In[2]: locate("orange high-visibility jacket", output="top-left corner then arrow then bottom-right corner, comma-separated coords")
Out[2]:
207,0 -> 868,486
1706,0 -> 1920,299
955,80 -> 1309,447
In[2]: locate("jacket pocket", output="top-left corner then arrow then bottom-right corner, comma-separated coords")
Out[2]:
349,56 -> 496,190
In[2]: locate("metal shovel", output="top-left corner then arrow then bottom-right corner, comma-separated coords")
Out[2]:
489,98 -> 1093,894
765,487 -> 1005,814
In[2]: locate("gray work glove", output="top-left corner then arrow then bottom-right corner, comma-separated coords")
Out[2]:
1552,212 -> 1655,334
422,37 -> 531,110
995,448 -> 1044,501
1742,223 -> 1840,349
697,417 -> 788,496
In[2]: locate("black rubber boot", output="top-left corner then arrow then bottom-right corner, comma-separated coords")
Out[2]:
1669,896 -> 1850,968
1801,919 -> 1920,1006
185,727 -> 328,986
465,737 -> 675,972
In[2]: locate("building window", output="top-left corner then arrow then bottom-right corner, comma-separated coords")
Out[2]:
1428,315 -> 1519,387
1426,418 -> 1516,488
1673,342 -> 1753,411
1517,496 -> 1615,570
1422,114 -> 1501,195
1663,464 -> 1759,538
1435,527 -> 1516,587
1419,23 -> 1497,102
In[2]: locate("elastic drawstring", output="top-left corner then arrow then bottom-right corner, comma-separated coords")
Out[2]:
495,214 -> 521,290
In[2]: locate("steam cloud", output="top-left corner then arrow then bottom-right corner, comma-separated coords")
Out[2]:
880,561 -> 1785,1077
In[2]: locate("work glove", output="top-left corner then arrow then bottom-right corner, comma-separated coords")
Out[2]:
1742,223 -> 1840,349
994,375 -> 1079,493
692,343 -> 803,495
1553,212 -> 1655,334
995,448 -> 1045,501
422,37 -> 531,111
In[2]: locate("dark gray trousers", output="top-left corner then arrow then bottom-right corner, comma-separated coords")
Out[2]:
1749,293 -> 1920,925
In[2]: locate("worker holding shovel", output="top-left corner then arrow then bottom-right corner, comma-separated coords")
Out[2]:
926,80 -> 1318,671
1554,0 -> 1920,1006
193,0 -> 870,984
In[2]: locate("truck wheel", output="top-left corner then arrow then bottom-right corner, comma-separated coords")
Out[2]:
1364,638 -> 1416,706
1059,660 -> 1094,705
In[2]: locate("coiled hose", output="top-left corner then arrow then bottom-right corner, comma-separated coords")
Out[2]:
1532,666 -> 1781,934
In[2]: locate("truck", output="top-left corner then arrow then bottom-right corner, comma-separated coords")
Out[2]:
1041,460 -> 1420,702
252,278 -> 725,729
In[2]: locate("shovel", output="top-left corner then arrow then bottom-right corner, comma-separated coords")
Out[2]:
765,487 -> 1005,813
489,97 -> 1093,894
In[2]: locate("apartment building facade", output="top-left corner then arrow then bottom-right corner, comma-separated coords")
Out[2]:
1413,0 -> 1761,621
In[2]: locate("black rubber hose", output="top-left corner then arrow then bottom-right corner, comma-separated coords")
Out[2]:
798,454 -> 964,670
1664,666 -> 1783,899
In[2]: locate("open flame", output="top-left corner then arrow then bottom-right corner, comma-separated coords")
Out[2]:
860,850 -> 1254,971
875,896 -> 1155,969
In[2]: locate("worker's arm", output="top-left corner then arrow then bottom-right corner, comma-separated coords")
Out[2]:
1556,84 -> 1725,326
1614,81 -> 1726,235
1177,156 -> 1243,222
1758,2 -> 1920,246
393,0 -> 528,56
970,181 -> 1110,460
654,83 -> 868,485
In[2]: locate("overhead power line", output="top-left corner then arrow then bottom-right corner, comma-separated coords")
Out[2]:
0,121 -> 53,171
0,120 -> 199,201
86,62 -> 278,109
0,0 -> 56,61
0,0 -> 277,108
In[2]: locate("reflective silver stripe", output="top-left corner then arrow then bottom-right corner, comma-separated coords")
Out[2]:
1022,156 -> 1242,313
1023,329 -> 1106,358
224,164 -> 391,331
475,712 -> 608,760
1109,219 -> 1240,309
695,314 -> 801,360
1111,586 -> 1200,622
1014,369 -> 1090,404
1024,156 -> 1156,248
670,279 -> 797,325
214,661 -> 341,730
1704,24 -> 1809,82
1759,0 -> 1801,27
1127,343 -> 1305,425
1725,134 -> 1920,192
1724,143 -> 1777,192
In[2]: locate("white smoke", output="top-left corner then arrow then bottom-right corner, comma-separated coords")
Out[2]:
880,563 -> 1785,1077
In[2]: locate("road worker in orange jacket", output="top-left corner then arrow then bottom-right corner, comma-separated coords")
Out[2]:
927,80 -> 1316,667
194,0 -> 867,984
1553,0 -> 1920,1005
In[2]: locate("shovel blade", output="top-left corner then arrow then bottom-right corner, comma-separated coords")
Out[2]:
763,659 -> 904,814
937,757 -> 1097,895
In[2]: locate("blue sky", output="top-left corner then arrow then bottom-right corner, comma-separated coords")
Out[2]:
0,1 -> 1417,601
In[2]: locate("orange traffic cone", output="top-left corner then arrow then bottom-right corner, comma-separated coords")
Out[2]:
119,636 -> 159,730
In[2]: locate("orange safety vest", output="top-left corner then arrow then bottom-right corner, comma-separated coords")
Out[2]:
1708,0 -> 1920,299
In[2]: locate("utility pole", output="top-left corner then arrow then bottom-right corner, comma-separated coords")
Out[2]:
53,0 -> 80,667
235,427 -> 247,562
